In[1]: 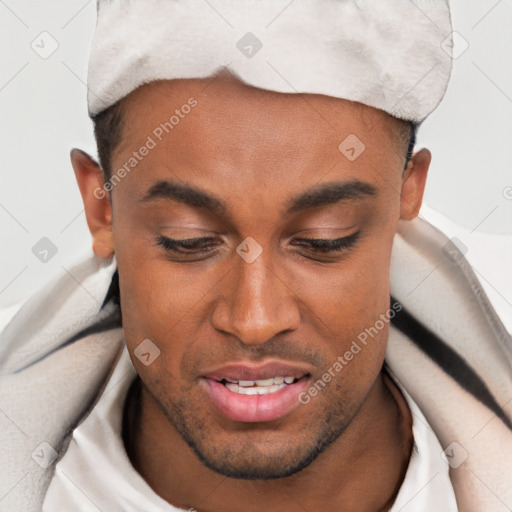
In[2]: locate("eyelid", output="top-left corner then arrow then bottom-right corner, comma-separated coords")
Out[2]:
156,231 -> 360,261
287,225 -> 358,239
291,231 -> 360,251
293,232 -> 359,243
157,235 -> 219,249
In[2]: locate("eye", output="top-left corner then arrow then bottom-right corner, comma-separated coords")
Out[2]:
156,232 -> 360,260
290,232 -> 360,254
156,235 -> 221,255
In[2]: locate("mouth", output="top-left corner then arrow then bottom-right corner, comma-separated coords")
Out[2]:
201,363 -> 312,423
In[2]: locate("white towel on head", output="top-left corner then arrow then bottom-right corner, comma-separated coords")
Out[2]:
87,0 -> 453,121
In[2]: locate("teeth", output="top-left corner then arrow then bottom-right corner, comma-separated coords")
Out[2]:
222,376 -> 297,386
254,378 -> 274,386
220,375 -> 300,395
225,383 -> 288,395
225,382 -> 240,393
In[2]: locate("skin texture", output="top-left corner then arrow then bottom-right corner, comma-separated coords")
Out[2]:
71,71 -> 431,512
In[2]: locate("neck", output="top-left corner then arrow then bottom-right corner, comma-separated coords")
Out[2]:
124,369 -> 413,512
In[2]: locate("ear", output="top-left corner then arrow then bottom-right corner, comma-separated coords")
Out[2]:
70,148 -> 114,259
400,148 -> 431,220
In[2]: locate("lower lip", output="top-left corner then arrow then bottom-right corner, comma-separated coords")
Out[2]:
202,378 -> 310,423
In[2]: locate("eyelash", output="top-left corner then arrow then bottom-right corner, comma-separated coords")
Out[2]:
156,232 -> 360,258
157,236 -> 221,253
290,232 -> 360,253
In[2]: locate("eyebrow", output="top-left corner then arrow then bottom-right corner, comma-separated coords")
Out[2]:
139,179 -> 377,217
285,180 -> 377,215
140,180 -> 227,215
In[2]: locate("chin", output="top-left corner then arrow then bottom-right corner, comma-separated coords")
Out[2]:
154,377 -> 359,481
169,409 -> 353,481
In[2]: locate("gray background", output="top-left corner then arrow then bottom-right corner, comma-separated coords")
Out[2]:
1,0 -> 511,332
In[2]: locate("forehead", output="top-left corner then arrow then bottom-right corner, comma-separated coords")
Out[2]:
119,74 -> 397,150
111,75 -> 404,206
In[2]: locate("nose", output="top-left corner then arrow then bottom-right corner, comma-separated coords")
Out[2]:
211,250 -> 301,346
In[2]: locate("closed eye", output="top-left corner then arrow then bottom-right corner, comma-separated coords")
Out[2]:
156,231 -> 360,259
290,231 -> 360,254
156,235 -> 220,253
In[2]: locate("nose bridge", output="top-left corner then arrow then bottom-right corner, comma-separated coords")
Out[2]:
213,248 -> 300,345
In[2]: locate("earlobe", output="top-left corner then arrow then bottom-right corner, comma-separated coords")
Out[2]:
399,148 -> 431,220
70,148 -> 114,259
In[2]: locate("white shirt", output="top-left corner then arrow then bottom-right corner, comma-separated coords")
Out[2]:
43,346 -> 458,511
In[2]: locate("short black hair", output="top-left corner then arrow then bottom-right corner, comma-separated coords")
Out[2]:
404,122 -> 418,171
92,98 -> 125,179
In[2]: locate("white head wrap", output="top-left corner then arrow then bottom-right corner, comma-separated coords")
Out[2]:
87,0 -> 453,122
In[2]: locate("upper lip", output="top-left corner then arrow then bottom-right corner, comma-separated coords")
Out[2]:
202,361 -> 311,382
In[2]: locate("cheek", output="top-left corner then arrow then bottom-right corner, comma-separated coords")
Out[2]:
113,232 -> 221,373
297,234 -> 394,329
301,233 -> 395,377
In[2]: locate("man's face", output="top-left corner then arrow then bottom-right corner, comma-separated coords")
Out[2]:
108,74 -> 412,479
